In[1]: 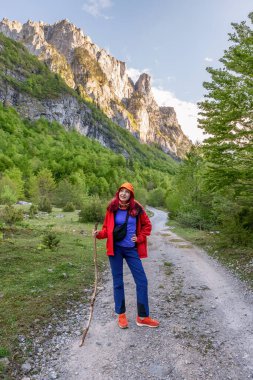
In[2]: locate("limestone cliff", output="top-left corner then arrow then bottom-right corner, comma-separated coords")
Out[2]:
0,18 -> 191,158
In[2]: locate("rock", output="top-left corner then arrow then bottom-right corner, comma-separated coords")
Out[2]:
0,357 -> 10,366
21,362 -> 32,373
18,335 -> 26,343
49,371 -> 58,379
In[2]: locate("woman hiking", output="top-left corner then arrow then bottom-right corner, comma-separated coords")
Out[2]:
92,182 -> 159,329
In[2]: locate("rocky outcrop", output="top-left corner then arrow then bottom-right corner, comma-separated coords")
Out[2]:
0,18 -> 191,158
0,82 -> 125,154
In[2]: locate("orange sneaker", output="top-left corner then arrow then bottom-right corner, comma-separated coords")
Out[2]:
118,313 -> 128,329
136,316 -> 159,328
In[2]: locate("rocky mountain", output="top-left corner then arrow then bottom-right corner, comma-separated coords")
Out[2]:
0,18 -> 191,158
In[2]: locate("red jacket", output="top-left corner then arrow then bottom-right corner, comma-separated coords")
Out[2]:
96,204 -> 152,259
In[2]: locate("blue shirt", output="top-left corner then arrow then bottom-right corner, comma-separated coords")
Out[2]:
114,210 -> 137,247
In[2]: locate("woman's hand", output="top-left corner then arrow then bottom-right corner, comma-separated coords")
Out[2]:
131,234 -> 138,243
92,229 -> 99,237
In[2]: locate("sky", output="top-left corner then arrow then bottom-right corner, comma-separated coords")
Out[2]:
1,0 -> 253,142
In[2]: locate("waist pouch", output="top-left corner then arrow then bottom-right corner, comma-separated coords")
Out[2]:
113,212 -> 129,242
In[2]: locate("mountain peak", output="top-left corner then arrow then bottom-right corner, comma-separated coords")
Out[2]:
135,73 -> 151,95
0,18 -> 191,158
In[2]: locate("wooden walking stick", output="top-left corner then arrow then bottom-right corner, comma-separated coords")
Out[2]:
79,222 -> 99,347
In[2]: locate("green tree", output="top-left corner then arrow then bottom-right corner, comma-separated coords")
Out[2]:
53,178 -> 85,208
198,13 -> 253,240
79,196 -> 105,223
30,168 -> 56,203
0,180 -> 17,205
0,170 -> 24,204
4,167 -> 24,199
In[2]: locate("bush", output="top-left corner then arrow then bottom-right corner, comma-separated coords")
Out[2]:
0,205 -> 23,225
62,202 -> 76,212
42,231 -> 60,250
29,204 -> 38,218
147,187 -> 166,207
176,209 -> 205,230
79,196 -> 105,223
38,197 -> 52,213
63,202 -> 76,212
212,195 -> 253,246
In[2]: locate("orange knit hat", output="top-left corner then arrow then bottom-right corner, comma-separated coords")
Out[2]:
119,182 -> 134,196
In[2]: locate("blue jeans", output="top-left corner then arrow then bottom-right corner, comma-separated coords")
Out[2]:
109,245 -> 149,317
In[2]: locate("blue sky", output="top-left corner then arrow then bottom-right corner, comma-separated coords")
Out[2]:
1,0 -> 252,141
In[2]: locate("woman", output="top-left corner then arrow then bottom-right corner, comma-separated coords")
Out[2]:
92,182 -> 159,329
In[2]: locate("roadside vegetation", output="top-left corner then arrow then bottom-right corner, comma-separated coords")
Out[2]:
165,13 -> 253,289
0,206 -> 107,378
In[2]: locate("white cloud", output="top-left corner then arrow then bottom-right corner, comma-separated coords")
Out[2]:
152,87 -> 205,143
204,57 -> 213,62
82,0 -> 113,19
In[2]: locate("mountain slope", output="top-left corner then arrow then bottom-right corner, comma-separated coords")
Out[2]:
0,32 -> 177,169
0,102 -> 177,201
0,34 -> 178,182
0,18 -> 191,158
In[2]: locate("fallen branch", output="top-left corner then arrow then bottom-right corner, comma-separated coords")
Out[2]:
79,222 -> 99,347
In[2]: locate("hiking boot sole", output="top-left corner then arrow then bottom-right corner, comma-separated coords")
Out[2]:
136,321 -> 159,328
119,324 -> 128,329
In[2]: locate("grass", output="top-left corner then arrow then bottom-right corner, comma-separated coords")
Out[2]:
0,206 -> 108,377
167,219 -> 253,288
163,261 -> 174,276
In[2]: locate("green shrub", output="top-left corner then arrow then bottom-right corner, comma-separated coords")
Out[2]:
176,209 -> 205,230
147,187 -> 166,207
29,204 -> 38,218
42,231 -> 60,250
79,196 -> 105,223
211,195 -> 253,246
38,197 -> 52,213
63,202 -> 76,212
0,205 -> 23,225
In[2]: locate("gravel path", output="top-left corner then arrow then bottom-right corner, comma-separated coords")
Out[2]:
26,207 -> 253,380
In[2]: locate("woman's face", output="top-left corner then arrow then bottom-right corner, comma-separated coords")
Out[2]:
119,188 -> 131,202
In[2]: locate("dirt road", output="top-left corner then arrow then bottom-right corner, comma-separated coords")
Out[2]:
39,207 -> 253,380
